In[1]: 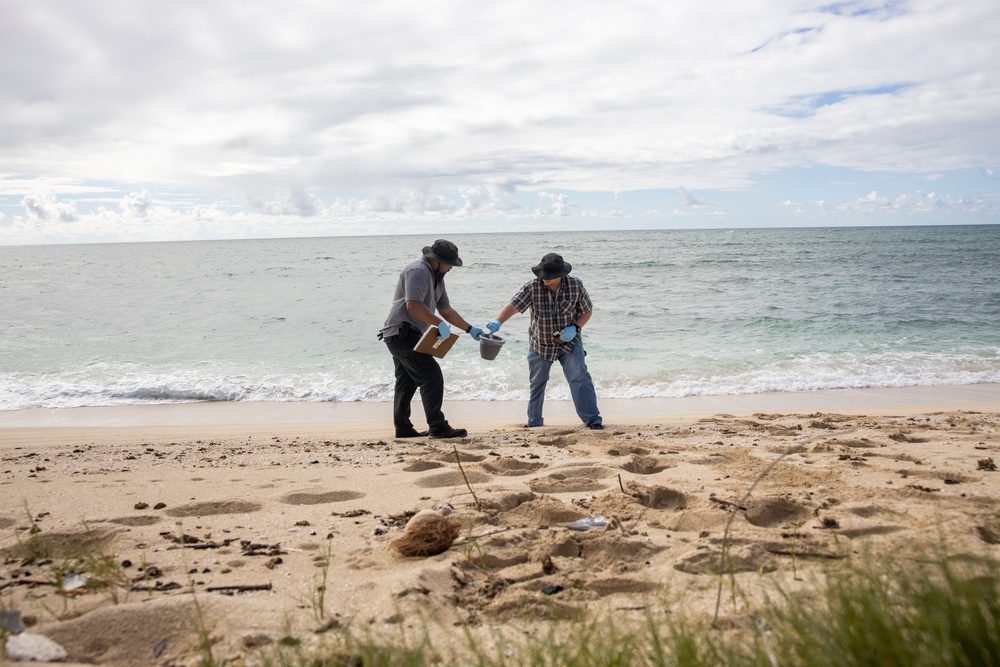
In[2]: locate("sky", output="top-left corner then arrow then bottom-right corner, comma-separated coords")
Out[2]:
1,0 -> 998,245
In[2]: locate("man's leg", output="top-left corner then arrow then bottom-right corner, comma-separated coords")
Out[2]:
386,336 -> 447,432
391,355 -> 418,432
526,349 -> 553,427
558,342 -> 602,427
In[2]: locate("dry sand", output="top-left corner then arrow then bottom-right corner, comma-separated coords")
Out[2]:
2,386 -> 999,666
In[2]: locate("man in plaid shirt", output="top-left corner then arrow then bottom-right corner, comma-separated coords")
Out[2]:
486,253 -> 603,429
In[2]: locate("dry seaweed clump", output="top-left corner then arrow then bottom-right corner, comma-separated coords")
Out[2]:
391,509 -> 462,557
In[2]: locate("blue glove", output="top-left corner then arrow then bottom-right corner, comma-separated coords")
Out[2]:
487,320 -> 502,334
469,325 -> 484,341
437,321 -> 451,340
558,325 -> 577,342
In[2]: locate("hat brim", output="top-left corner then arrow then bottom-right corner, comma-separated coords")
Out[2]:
531,262 -> 572,280
422,246 -> 463,267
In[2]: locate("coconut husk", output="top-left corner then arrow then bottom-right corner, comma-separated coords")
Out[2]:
390,509 -> 462,558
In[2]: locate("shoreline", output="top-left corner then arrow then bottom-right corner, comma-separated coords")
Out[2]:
0,383 -> 998,435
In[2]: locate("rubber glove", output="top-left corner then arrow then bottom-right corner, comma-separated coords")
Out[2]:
437,321 -> 451,340
558,325 -> 577,342
487,320 -> 502,334
469,325 -> 484,341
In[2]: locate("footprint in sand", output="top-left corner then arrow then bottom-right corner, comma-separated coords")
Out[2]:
402,460 -> 445,472
478,490 -> 537,512
620,455 -> 676,475
41,597 -> 198,666
413,469 -> 492,488
585,577 -> 661,597
279,490 -> 366,505
166,500 -> 263,517
107,515 -> 162,527
674,543 -> 777,575
508,496 -> 583,526
847,504 -> 899,519
742,497 -> 811,528
827,438 -> 878,448
625,483 -> 687,510
528,466 -> 615,493
976,518 -> 1000,545
896,469 -> 978,484
836,524 -> 906,538
608,446 -> 651,456
4,528 -> 117,559
481,457 -> 547,476
436,450 -> 486,463
536,435 -> 575,448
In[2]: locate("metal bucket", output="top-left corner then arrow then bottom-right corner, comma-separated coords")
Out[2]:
479,333 -> 505,360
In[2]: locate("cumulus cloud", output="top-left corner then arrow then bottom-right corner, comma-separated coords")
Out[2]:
20,193 -> 78,222
120,190 -> 153,217
832,190 -> 999,216
536,192 -> 571,217
246,189 -> 325,216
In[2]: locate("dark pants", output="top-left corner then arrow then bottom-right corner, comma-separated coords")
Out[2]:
384,326 -> 447,432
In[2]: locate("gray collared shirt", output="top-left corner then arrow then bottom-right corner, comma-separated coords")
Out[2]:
381,258 -> 451,338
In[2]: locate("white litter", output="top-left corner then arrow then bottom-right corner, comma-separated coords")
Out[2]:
558,516 -> 608,531
6,633 -> 69,662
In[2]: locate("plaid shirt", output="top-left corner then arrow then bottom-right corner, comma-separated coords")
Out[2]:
509,276 -> 592,361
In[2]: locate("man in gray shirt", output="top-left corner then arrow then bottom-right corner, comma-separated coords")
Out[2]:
380,240 -> 484,438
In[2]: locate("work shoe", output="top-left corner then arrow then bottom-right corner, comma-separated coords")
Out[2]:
429,426 -> 468,439
395,428 -> 428,438
587,422 -> 604,430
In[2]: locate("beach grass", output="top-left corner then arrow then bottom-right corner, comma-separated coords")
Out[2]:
248,549 -> 1000,667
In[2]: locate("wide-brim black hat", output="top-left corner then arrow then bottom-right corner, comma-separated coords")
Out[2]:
422,239 -> 463,267
532,252 -> 572,279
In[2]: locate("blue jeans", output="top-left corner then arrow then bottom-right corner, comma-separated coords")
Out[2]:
527,342 -> 602,427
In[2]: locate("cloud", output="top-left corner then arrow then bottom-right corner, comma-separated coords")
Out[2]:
677,187 -> 709,207
120,190 -> 153,218
834,190 -> 998,215
20,192 -> 78,222
1,1 -> 998,243
246,189 -> 325,216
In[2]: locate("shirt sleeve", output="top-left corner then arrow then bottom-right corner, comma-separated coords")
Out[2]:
402,262 -> 432,303
576,283 -> 592,316
509,281 -> 534,313
436,280 -> 451,310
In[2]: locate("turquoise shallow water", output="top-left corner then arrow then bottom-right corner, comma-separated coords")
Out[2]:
2,225 -> 999,410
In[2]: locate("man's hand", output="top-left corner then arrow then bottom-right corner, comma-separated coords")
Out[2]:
469,325 -> 484,341
487,320 -> 502,334
558,325 -> 577,342
437,321 -> 452,340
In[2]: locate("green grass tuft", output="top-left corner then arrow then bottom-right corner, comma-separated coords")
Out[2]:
249,550 -> 1000,667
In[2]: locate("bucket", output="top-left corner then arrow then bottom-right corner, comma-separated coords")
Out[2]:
479,333 -> 505,360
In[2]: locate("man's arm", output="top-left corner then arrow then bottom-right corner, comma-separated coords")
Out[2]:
493,302 -> 520,324
437,306 -> 475,333
405,301 -> 474,331
405,300 -> 442,327
486,302 -> 520,334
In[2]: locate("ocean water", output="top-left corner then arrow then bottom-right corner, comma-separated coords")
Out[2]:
2,225 -> 999,411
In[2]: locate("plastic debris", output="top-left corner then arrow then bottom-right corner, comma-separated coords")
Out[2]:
61,573 -> 87,592
558,516 -> 608,531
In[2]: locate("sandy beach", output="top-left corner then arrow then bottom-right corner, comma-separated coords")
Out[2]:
2,385 -> 999,665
